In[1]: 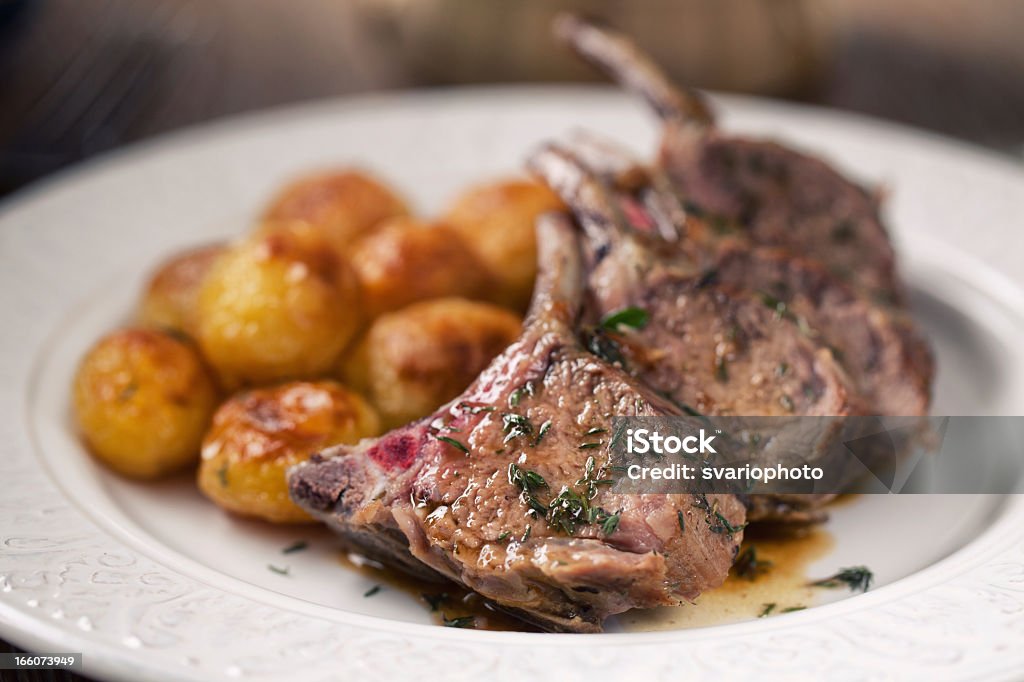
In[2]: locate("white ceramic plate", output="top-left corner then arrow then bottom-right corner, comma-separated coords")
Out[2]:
2,87 -> 1024,681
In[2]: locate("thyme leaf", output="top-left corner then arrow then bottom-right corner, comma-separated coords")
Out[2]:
442,615 -> 476,628
436,435 -> 470,454
810,566 -> 873,593
600,306 -> 649,331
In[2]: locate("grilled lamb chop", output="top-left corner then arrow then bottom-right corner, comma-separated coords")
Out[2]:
554,13 -> 904,306
530,145 -> 875,522
289,213 -> 744,632
530,145 -> 863,420
550,132 -> 933,418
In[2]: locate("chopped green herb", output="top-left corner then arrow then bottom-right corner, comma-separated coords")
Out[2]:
758,603 -> 776,618
508,382 -> 535,409
422,592 -> 448,612
363,585 -> 381,598
533,419 -> 553,446
775,362 -> 789,377
758,290 -> 787,319
521,525 -> 532,542
497,531 -> 510,542
586,329 -> 625,366
217,463 -> 229,488
502,413 -> 534,444
442,615 -> 476,628
458,402 -> 495,414
711,511 -> 747,536
281,540 -> 308,554
779,394 -> 795,412
677,510 -> 686,532
267,564 -> 289,576
810,566 -> 873,593
584,427 -> 607,436
436,435 -> 470,454
547,486 -> 589,535
600,306 -> 649,331
508,463 -> 547,492
733,546 -> 772,581
600,511 -> 621,535
781,605 -> 807,613
579,442 -> 602,450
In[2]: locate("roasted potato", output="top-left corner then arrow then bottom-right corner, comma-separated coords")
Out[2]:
442,179 -> 564,310
73,328 -> 218,479
262,169 -> 408,251
198,380 -> 380,523
349,216 -> 492,319
342,298 -> 521,427
138,243 -> 226,337
197,222 -> 362,388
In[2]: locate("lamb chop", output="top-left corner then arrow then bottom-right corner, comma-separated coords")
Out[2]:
554,13 -> 905,307
529,144 -> 880,522
549,132 -> 933,419
289,213 -> 744,632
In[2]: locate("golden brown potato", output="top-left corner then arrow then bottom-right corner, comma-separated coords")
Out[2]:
442,179 -> 564,310
198,380 -> 379,523
138,243 -> 226,337
262,169 -> 408,251
73,328 -> 218,479
342,298 -> 521,428
197,222 -> 362,389
349,216 -> 492,319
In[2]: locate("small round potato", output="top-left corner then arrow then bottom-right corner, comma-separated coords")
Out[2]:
196,222 -> 362,388
198,380 -> 380,523
342,298 -> 521,428
73,328 -> 218,479
138,243 -> 226,337
442,179 -> 564,310
262,169 -> 409,251
349,216 -> 492,319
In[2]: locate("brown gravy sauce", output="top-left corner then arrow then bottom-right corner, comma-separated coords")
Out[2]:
617,524 -> 834,631
339,520 -> 837,633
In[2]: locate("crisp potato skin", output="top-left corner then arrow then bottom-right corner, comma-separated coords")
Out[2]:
73,328 -> 218,479
197,222 -> 362,388
262,170 -> 408,251
343,298 -> 521,428
138,243 -> 226,337
442,179 -> 564,310
198,381 -> 380,523
349,216 -> 492,319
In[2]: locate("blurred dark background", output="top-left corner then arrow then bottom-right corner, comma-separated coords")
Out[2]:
2,0 -> 1024,200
